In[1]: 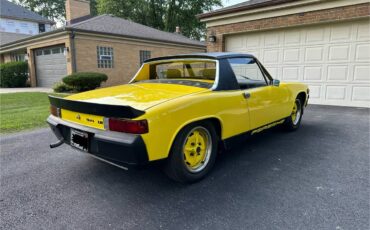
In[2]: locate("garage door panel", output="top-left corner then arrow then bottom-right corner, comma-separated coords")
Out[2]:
263,49 -> 279,63
353,65 -> 370,81
284,30 -> 301,45
355,43 -> 370,61
327,65 -> 349,81
329,45 -> 350,61
357,23 -> 370,40
352,86 -> 370,101
330,24 -> 352,42
326,85 -> 347,100
246,35 -> 260,48
264,33 -> 280,47
225,19 -> 370,107
305,46 -> 324,62
283,48 -> 300,62
305,28 -> 326,44
282,67 -> 300,81
35,46 -> 67,87
304,66 -> 323,81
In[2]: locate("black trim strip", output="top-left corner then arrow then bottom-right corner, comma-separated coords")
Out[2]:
223,117 -> 288,149
48,95 -> 145,119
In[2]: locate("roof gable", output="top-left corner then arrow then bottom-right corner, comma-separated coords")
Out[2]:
0,0 -> 53,24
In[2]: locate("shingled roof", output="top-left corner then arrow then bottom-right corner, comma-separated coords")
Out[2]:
198,0 -> 296,19
0,32 -> 31,46
0,0 -> 53,24
0,14 -> 205,49
66,14 -> 205,47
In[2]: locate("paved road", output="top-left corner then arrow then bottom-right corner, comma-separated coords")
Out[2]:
1,105 -> 369,230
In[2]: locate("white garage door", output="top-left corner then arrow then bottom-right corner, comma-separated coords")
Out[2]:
225,20 -> 370,107
35,46 -> 67,87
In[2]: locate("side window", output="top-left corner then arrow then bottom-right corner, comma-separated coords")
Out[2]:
97,46 -> 114,68
140,50 -> 151,65
228,58 -> 267,90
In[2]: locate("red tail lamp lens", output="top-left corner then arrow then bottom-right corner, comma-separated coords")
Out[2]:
50,105 -> 60,117
108,119 -> 148,134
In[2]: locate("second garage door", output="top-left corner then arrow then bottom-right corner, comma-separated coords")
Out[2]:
35,46 -> 67,87
225,20 -> 370,107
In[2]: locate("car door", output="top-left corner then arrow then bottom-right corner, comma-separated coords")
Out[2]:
228,58 -> 289,130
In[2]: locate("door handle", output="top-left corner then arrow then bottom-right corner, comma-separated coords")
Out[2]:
243,92 -> 251,99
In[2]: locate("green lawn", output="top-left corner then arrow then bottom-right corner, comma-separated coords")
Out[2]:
0,92 -> 67,134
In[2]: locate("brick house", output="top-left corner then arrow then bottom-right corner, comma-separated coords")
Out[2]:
0,0 -> 205,87
0,0 -> 54,60
199,0 -> 370,107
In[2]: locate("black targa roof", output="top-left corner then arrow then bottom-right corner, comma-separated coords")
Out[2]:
144,52 -> 256,63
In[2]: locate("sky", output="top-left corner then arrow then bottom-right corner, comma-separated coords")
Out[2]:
222,0 -> 246,7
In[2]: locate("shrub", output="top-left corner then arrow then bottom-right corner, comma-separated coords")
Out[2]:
53,82 -> 74,93
62,72 -> 108,92
0,61 -> 28,88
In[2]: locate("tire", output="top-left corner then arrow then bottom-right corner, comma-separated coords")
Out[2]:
164,121 -> 218,183
283,98 -> 303,131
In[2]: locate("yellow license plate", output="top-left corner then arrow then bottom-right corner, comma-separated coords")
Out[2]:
61,109 -> 105,130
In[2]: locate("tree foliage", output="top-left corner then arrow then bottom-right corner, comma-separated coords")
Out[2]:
11,0 -> 98,22
11,0 -> 222,40
11,0 -> 66,22
97,0 -> 222,40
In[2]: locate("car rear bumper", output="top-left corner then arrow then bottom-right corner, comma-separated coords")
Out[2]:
47,115 -> 149,166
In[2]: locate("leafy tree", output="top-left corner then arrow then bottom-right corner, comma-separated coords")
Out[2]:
11,0 -> 98,22
11,0 -> 221,40
97,0 -> 222,40
12,0 -> 65,22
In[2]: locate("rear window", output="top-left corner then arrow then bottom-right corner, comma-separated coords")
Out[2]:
152,60 -> 216,81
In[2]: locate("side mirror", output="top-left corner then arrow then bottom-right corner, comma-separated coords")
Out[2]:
272,79 -> 280,87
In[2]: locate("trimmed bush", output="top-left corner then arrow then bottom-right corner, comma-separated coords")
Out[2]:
62,72 -> 108,92
0,61 -> 28,88
53,82 -> 74,93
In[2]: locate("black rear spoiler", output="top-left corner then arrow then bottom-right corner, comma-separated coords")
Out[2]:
48,95 -> 145,119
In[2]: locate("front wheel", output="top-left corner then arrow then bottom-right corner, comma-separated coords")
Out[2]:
283,98 -> 303,131
164,121 -> 218,183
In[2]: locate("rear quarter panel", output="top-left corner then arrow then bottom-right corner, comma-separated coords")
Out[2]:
138,90 -> 250,161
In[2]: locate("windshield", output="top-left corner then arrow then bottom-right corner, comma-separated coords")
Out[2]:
131,59 -> 217,88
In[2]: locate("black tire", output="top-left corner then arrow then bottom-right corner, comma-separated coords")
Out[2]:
164,121 -> 218,183
283,98 -> 303,131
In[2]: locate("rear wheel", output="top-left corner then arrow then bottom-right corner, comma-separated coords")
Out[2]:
283,98 -> 303,131
164,121 -> 218,183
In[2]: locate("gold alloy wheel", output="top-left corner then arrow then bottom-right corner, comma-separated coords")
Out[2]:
291,99 -> 302,125
182,126 -> 212,173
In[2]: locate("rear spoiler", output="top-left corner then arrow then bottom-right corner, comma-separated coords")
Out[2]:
48,95 -> 145,119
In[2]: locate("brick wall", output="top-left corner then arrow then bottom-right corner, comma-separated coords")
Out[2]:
74,35 -> 205,86
206,3 -> 370,52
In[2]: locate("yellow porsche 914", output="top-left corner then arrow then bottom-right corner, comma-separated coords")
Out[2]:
47,53 -> 309,183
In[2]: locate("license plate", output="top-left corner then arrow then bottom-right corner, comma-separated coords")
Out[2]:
70,129 -> 89,152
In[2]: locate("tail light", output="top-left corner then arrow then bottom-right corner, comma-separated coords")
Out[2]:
50,105 -> 61,117
107,118 -> 148,134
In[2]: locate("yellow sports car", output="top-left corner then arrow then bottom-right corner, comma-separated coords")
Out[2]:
48,53 -> 309,183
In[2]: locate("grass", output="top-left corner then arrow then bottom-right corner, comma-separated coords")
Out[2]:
0,92 -> 68,134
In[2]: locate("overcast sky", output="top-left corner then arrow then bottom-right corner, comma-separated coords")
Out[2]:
222,0 -> 246,7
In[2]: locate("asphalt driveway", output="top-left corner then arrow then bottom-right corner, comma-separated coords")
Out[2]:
1,105 -> 369,230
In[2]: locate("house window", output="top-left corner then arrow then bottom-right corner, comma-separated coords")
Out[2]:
140,50 -> 151,65
12,53 -> 25,62
52,47 -> 62,54
39,23 -> 45,33
97,46 -> 114,68
36,50 -> 43,56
